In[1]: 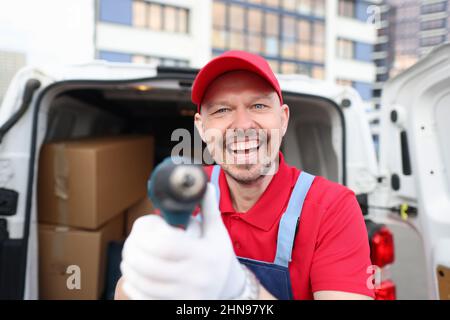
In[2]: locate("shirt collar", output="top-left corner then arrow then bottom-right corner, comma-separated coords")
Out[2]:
217,152 -> 298,231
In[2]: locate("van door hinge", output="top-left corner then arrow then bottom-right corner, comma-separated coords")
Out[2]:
0,218 -> 8,240
0,188 -> 18,216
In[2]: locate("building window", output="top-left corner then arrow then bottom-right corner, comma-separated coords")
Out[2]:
282,15 -> 296,39
147,3 -> 162,31
178,7 -> 189,33
420,19 -> 446,31
281,15 -> 296,58
213,2 -> 227,28
128,1 -> 189,34
248,8 -> 262,33
281,62 -> 298,74
297,20 -> 311,42
421,2 -> 447,15
164,6 -> 177,33
230,32 -> 246,50
133,53 -> 189,67
420,35 -> 446,47
297,42 -> 311,60
267,59 -> 280,73
133,1 -> 146,27
99,51 -> 132,62
337,78 -> 375,98
297,20 -> 311,60
354,0 -> 370,22
336,38 -> 354,59
282,39 -> 296,58
336,78 -> 353,87
247,7 -> 263,53
338,0 -> 355,18
313,0 -> 325,17
312,66 -> 324,79
282,0 -> 296,11
100,50 -> 189,67
353,81 -> 373,101
312,21 -> 325,63
354,42 -> 373,62
248,34 -> 263,53
211,1 -> 325,77
228,4 -> 245,50
377,73 -> 389,82
297,0 -> 312,15
229,4 -> 245,32
264,12 -> 279,56
265,0 -> 280,8
265,12 -> 279,37
297,63 -> 312,77
375,59 -> 387,68
100,0 -> 133,25
374,42 -> 388,52
265,37 -> 279,56
212,30 -> 228,49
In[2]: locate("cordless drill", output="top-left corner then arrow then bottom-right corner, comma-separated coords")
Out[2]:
147,157 -> 207,228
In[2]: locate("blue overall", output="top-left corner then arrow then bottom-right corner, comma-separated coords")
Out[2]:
210,165 -> 315,300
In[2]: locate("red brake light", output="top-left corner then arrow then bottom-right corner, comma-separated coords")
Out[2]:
370,226 -> 394,267
375,280 -> 396,300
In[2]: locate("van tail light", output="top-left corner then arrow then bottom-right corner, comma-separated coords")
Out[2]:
375,280 -> 396,300
370,226 -> 394,268
369,225 -> 396,300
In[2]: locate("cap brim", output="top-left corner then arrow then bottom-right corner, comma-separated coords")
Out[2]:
191,55 -> 279,106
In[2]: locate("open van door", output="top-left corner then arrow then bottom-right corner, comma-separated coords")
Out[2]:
0,62 -> 164,300
376,43 -> 450,299
0,67 -> 54,299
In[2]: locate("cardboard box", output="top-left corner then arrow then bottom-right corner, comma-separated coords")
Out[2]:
38,135 -> 154,230
38,214 -> 124,300
125,197 -> 154,236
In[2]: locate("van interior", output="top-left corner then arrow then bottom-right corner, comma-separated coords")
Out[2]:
34,78 -> 344,299
42,81 -> 343,182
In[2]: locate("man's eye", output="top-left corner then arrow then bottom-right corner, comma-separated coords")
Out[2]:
215,107 -> 230,114
253,104 -> 266,110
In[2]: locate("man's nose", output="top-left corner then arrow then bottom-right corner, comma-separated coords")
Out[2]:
231,107 -> 255,130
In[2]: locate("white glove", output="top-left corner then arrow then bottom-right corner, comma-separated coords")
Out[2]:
120,183 -> 247,300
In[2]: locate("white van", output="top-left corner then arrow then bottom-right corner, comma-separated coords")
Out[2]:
371,43 -> 450,300
0,43 -> 447,300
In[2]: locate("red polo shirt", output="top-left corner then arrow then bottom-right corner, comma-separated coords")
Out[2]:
204,153 -> 375,300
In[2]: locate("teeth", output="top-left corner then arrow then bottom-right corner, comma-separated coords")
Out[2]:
229,140 -> 259,151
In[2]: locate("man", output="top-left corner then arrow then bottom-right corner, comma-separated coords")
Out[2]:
116,51 -> 375,300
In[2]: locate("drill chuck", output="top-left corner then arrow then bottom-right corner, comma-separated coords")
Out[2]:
148,157 -> 207,227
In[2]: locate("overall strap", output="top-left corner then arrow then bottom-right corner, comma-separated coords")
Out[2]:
210,165 -> 221,204
274,171 -> 315,267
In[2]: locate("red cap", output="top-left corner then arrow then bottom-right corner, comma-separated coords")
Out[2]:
191,50 -> 283,111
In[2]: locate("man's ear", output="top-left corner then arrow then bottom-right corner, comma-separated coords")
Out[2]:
280,104 -> 290,137
194,112 -> 206,143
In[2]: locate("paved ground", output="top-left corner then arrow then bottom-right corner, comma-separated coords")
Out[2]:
387,223 -> 429,300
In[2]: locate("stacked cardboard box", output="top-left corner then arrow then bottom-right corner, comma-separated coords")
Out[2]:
38,215 -> 124,300
37,135 -> 154,299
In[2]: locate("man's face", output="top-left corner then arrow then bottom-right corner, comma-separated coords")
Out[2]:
194,70 -> 289,183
